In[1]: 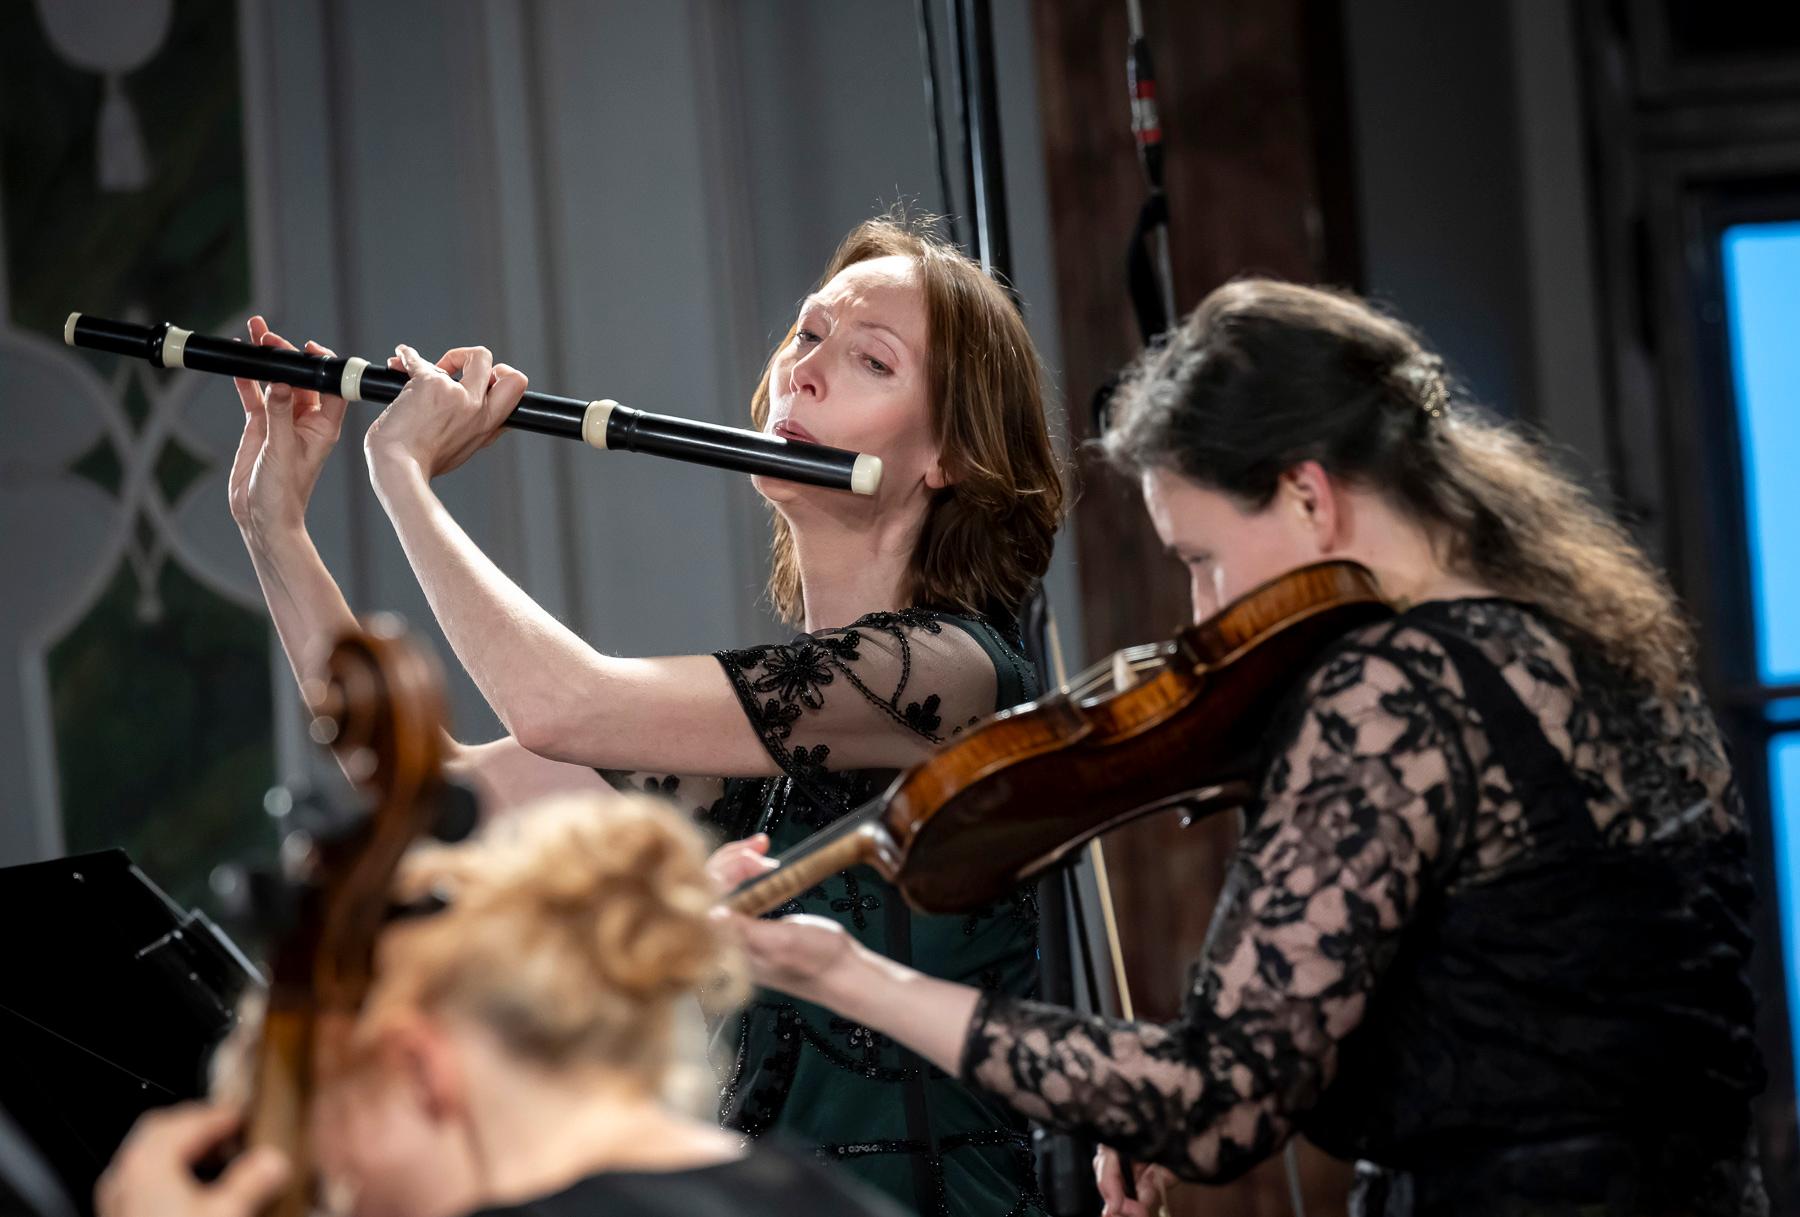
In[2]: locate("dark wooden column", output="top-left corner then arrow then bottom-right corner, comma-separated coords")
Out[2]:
1031,1 -> 1359,1213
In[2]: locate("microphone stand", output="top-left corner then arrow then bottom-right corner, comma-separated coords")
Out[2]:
935,6 -> 1120,1211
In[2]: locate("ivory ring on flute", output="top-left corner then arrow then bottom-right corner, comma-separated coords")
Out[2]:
64,312 -> 79,346
341,357 -> 370,402
582,399 -> 619,450
851,454 -> 883,495
162,325 -> 193,369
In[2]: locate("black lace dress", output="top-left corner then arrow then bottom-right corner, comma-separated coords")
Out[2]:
608,609 -> 1046,1217
958,600 -> 1767,1217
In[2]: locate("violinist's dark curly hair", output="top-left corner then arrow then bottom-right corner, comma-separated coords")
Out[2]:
1103,278 -> 1694,693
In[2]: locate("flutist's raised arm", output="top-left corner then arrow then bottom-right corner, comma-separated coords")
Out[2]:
360,346 -> 779,776
360,341 -> 993,782
377,463 -> 771,771
229,318 -> 608,807
226,318 -> 357,694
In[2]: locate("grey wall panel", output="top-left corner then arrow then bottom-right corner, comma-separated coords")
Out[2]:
1341,0 -> 1608,490
527,0 -> 750,658
1342,0 -> 1537,420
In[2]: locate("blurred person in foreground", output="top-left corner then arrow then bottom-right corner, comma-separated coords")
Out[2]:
97,793 -> 905,1217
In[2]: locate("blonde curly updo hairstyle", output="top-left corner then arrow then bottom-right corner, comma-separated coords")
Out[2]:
358,793 -> 745,1085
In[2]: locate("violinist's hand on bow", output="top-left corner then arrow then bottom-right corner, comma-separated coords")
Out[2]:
707,834 -> 857,1005
364,343 -> 529,481
228,316 -> 348,545
96,1102 -> 289,1217
731,911 -> 857,1004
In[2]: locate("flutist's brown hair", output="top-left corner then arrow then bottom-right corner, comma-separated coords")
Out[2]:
752,215 -> 1064,623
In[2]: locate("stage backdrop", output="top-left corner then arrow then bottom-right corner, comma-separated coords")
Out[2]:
0,0 -> 1079,909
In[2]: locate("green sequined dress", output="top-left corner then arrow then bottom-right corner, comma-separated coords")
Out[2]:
608,608 -> 1046,1217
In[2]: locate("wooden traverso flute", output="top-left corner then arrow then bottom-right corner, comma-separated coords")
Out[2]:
64,313 -> 883,495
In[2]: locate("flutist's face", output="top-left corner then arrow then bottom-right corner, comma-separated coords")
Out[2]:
760,255 -> 944,509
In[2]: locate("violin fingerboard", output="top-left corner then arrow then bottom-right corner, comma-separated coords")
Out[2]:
723,830 -> 884,916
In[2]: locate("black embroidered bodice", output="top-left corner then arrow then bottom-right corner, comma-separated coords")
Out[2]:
958,600 -> 1766,1216
607,608 -> 1046,1217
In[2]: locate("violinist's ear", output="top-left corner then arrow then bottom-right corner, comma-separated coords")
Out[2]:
1277,461 -> 1341,554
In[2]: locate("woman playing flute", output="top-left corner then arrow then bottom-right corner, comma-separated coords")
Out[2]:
717,281 -> 1769,1217
226,215 -> 1064,1217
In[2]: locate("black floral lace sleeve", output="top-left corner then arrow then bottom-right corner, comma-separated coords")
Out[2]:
594,612 -> 1001,840
598,769 -> 729,823
958,639 -> 1472,1183
714,608 -> 998,792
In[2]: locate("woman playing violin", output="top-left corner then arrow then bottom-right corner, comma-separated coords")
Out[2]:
222,215 -> 1063,1217
720,280 -> 1769,1217
97,793 -> 906,1217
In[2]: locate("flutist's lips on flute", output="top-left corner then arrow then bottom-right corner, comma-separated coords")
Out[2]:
756,255 -> 936,506
772,419 -> 823,446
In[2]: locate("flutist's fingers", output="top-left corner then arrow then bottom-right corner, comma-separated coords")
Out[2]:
230,371 -> 262,418
485,362 -> 529,447
261,380 -> 299,467
246,313 -> 271,364
393,342 -> 452,385
226,319 -> 272,530
428,345 -> 510,453
489,361 -> 529,413
371,344 -> 519,479
303,340 -> 350,437
434,345 -> 496,398
232,317 -> 271,416
257,328 -> 321,413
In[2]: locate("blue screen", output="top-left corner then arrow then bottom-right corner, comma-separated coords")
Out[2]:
1721,222 -> 1800,684
1722,220 -> 1800,1104
1773,735 -> 1800,1102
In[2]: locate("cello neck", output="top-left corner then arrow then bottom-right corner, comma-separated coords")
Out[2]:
722,802 -> 897,915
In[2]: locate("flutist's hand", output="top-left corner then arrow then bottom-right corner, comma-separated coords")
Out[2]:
228,316 -> 348,546
364,343 -> 529,483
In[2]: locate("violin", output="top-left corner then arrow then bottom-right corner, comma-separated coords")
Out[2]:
239,618 -> 474,1217
725,560 -> 1391,917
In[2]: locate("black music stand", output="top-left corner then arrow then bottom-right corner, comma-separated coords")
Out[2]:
0,849 -> 261,1215
0,1100 -> 72,1217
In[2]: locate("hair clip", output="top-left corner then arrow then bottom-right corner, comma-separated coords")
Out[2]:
385,882 -> 455,923
1397,354 -> 1449,422
1420,375 -> 1449,421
